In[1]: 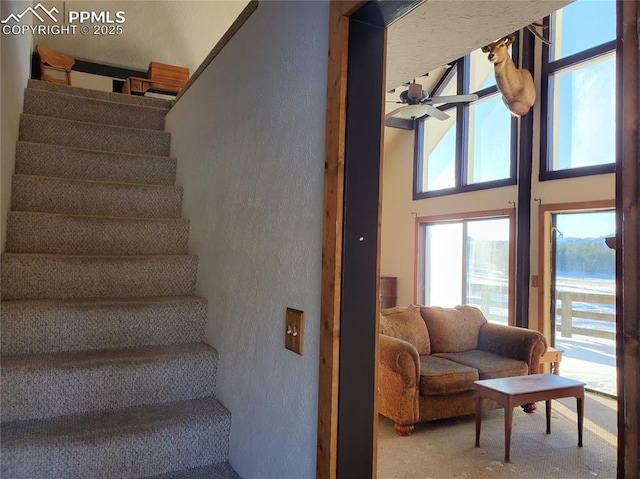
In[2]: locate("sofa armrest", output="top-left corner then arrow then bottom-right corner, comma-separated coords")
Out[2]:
378,334 -> 421,425
477,323 -> 547,374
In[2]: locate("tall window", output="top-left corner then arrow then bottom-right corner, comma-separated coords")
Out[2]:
540,0 -> 616,179
417,212 -> 514,325
415,45 -> 518,199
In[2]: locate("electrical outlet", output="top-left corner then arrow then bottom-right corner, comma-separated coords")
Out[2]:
285,308 -> 304,355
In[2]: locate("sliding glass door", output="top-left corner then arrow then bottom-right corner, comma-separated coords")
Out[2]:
550,209 -> 616,396
418,215 -> 513,324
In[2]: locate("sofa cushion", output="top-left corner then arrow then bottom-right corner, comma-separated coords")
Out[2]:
380,305 -> 431,355
418,356 -> 479,396
419,305 -> 487,353
433,350 -> 528,379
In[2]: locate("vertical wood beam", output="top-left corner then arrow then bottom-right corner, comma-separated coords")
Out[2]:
515,29 -> 535,329
616,1 -> 639,477
317,3 -> 364,478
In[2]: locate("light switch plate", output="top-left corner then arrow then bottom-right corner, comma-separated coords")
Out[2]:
285,308 -> 304,355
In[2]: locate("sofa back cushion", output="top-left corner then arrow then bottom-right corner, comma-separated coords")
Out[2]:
380,305 -> 431,355
419,305 -> 487,353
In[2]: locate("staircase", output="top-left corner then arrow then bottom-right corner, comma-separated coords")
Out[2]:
1,80 -> 238,479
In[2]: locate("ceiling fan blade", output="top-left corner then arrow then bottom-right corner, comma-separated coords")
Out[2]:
422,105 -> 450,121
385,106 -> 407,119
427,94 -> 479,104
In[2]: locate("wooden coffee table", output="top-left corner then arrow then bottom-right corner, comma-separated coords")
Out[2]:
475,373 -> 585,462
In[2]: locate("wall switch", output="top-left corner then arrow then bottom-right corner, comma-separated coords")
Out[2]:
531,275 -> 539,288
285,308 -> 304,355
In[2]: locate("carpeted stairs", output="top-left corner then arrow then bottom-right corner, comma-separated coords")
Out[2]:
1,80 -> 238,479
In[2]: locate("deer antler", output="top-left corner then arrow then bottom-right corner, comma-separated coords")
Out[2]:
526,22 -> 551,45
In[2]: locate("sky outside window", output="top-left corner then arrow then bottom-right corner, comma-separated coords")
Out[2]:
552,0 -> 615,61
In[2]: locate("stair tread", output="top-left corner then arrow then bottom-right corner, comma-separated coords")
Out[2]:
1,295 -> 206,308
1,296 -> 207,356
2,252 -> 196,260
7,210 -> 189,224
26,87 -> 171,113
13,173 -> 182,190
27,79 -> 174,109
21,112 -> 171,135
1,396 -> 229,445
17,140 -> 173,160
1,342 -> 215,368
24,88 -> 167,131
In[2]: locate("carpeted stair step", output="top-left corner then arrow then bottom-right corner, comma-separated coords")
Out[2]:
0,253 -> 198,300
11,174 -> 183,218
6,211 -> 189,255
1,396 -> 231,479
2,342 -> 218,422
145,462 -> 240,479
24,88 -> 169,130
27,78 -> 173,109
0,296 -> 207,355
19,114 -> 171,156
15,141 -> 176,185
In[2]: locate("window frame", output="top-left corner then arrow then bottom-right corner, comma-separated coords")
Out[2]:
413,44 -> 520,200
539,13 -> 617,181
415,208 -> 516,325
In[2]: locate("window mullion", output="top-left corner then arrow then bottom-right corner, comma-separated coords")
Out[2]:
461,221 -> 468,304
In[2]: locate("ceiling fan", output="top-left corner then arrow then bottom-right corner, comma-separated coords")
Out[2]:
386,82 -> 478,121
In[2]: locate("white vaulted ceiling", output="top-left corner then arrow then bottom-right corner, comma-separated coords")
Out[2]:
385,0 -> 571,92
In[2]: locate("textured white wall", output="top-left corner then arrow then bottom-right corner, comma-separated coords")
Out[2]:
1,1 -> 33,252
33,1 -> 249,73
165,2 -> 328,478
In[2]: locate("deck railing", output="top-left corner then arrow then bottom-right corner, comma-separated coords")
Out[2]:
466,281 -> 616,340
555,291 -> 616,340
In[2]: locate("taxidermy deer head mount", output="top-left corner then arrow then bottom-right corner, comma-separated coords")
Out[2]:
482,34 -> 535,117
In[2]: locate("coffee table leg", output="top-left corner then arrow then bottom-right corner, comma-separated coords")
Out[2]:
577,395 -> 584,447
546,399 -> 551,434
475,394 -> 483,447
504,406 -> 513,462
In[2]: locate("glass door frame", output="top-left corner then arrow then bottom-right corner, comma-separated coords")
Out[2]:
415,208 -> 516,325
536,200 -> 616,339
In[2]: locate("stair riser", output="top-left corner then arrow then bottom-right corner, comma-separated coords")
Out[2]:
1,408 -> 230,479
11,175 -> 183,219
24,88 -> 167,130
0,255 -> 198,300
19,115 -> 171,156
1,297 -> 206,355
6,213 -> 189,256
15,142 -> 176,185
27,79 -> 174,109
2,352 -> 217,422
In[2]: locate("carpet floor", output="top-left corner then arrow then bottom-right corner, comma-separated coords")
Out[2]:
377,391 -> 617,478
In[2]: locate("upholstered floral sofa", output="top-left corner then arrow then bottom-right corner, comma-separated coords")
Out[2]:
378,304 -> 547,435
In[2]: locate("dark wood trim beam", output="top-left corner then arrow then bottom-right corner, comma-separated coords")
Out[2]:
337,17 -> 385,478
351,0 -> 423,27
515,27 -> 535,329
616,1 -> 639,477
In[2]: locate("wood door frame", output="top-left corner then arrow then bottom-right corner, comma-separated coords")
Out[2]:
536,200 -> 616,337
318,1 -> 639,478
616,1 -> 639,476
